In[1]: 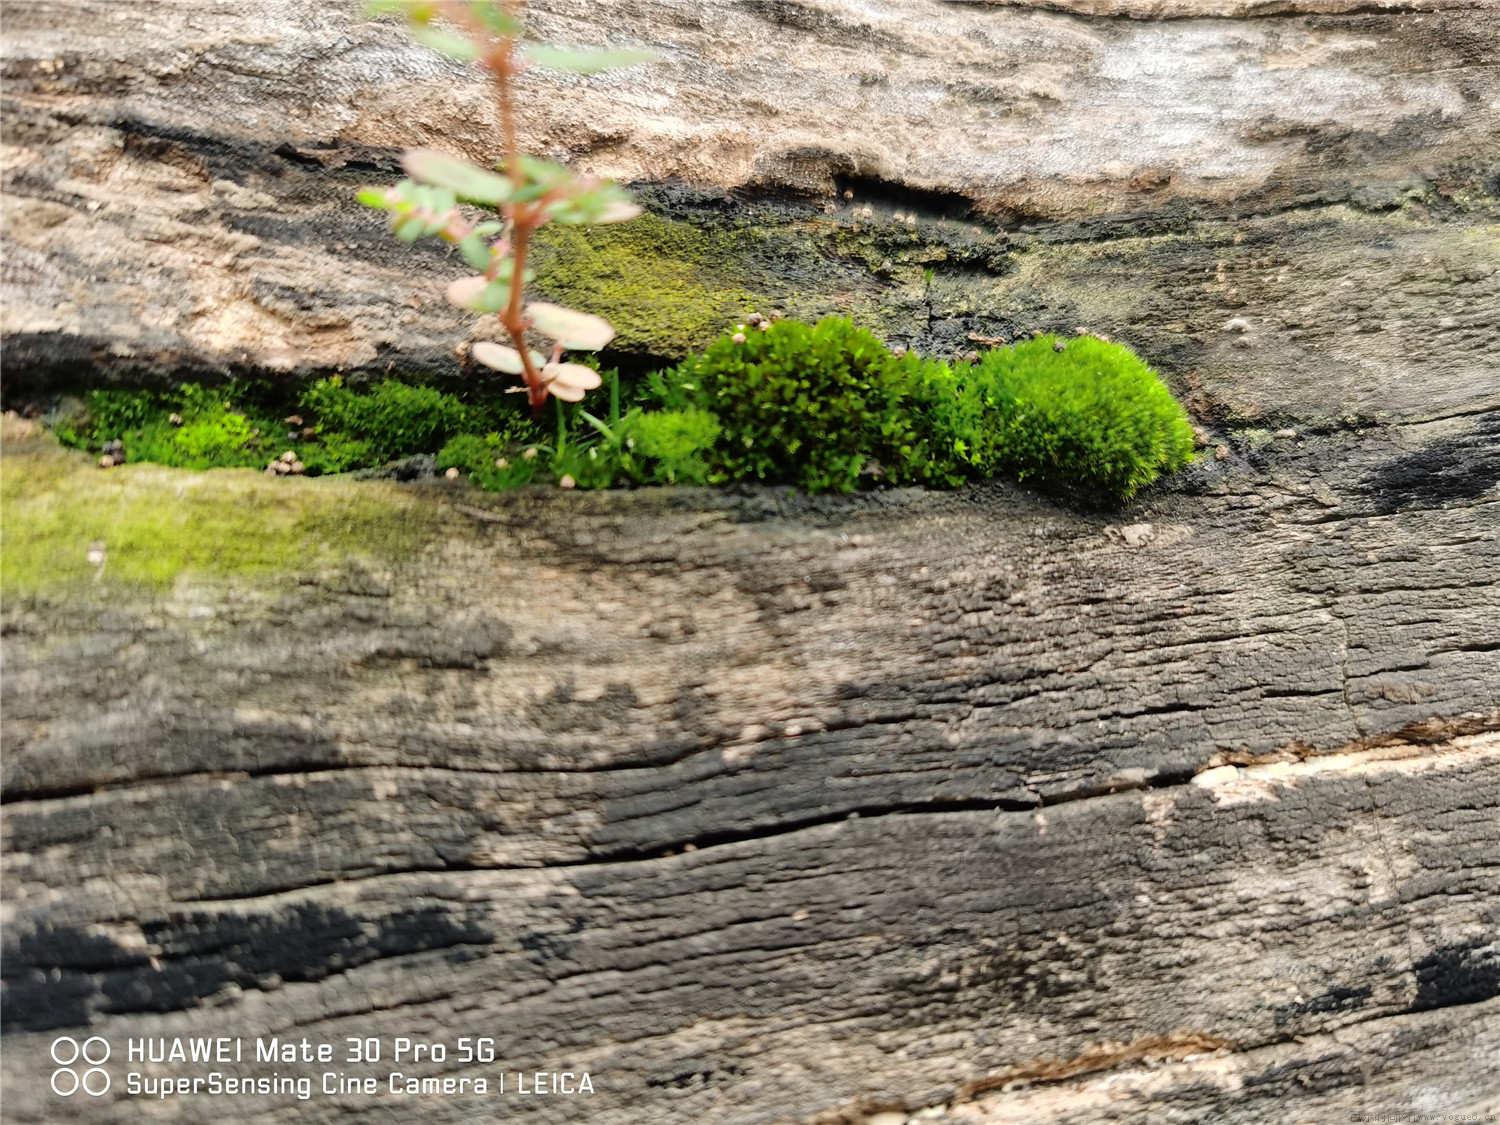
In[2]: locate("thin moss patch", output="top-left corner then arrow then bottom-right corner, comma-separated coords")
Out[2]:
531,213 -> 771,358
1,421 -> 442,597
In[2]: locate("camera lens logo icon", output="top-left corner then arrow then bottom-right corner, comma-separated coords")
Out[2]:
50,1037 -> 111,1097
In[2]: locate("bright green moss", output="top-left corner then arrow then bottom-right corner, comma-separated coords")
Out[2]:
579,408 -> 721,486
531,214 -> 770,358
58,384 -> 280,471
436,431 -> 542,490
53,377 -> 539,477
657,318 -> 928,492
960,335 -> 1196,500
36,321 -> 1195,505
299,377 -> 472,462
616,409 -> 721,485
649,319 -> 1193,499
1,425 -> 442,597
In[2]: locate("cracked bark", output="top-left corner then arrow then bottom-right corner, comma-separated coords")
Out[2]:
2,1 -> 1499,1122
4,416 -> 1497,1122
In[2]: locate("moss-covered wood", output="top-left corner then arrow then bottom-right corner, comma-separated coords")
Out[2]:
4,408 -> 1498,1121
2,2 -> 1498,1121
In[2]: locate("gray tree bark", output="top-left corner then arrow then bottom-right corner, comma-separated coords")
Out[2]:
2,1 -> 1498,1122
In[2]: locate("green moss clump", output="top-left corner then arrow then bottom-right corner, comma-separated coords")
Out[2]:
650,319 -> 1193,498
615,409 -> 721,485
53,376 -> 539,477
58,384 -> 280,471
655,318 -> 929,492
961,335 -> 1197,500
579,408 -> 721,486
299,377 -> 472,463
40,319 -> 1194,505
436,432 -> 542,490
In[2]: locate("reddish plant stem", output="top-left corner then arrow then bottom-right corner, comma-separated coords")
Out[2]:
447,0 -> 546,415
492,5 -> 547,415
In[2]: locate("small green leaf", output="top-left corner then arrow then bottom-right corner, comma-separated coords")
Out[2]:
466,1 -> 522,35
521,44 -> 658,74
408,23 -> 478,60
526,302 -> 615,350
548,183 -> 642,226
517,155 -> 572,183
403,149 -> 513,205
509,155 -> 574,203
356,186 -> 394,210
580,411 -> 616,442
595,199 -> 643,224
393,214 -> 427,242
457,233 -> 492,271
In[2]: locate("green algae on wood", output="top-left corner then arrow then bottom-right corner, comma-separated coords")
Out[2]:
529,213 -> 772,359
1,420 -> 443,597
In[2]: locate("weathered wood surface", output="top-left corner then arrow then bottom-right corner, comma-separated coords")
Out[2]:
4,416 -> 1498,1121
2,0 -> 1497,427
2,0 -> 1499,1121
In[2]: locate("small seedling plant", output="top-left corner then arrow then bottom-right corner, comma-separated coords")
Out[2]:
359,1 -> 654,413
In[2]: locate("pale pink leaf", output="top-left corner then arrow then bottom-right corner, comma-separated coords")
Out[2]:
526,302 -> 615,350
543,362 -> 603,391
595,200 -> 642,224
472,342 -> 529,374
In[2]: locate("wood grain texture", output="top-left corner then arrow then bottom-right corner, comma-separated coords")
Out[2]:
2,1 -> 1498,1120
3,414 -> 1498,1121
2,1 -> 1497,425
